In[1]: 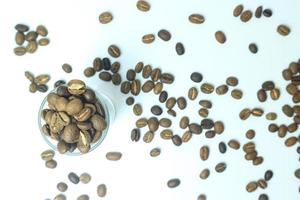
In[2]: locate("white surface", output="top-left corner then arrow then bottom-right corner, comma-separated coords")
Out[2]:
0,0 -> 299,199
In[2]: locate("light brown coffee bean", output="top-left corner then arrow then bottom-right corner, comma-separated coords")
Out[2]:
198,108 -> 209,118
167,109 -> 177,117
182,131 -> 192,143
160,129 -> 173,140
126,69 -> 136,81
287,123 -> 298,133
57,182 -> 68,192
216,84 -> 228,95
99,12 -> 113,24
266,112 -> 277,120
41,149 -> 55,161
277,25 -> 291,36
57,140 -> 69,154
153,82 -> 163,94
62,63 -> 72,73
240,10 -> 253,22
151,68 -> 161,82
257,89 -> 267,102
135,62 -> 144,73
26,41 -> 38,53
253,156 -> 264,165
93,57 -> 102,72
285,137 -> 297,147
136,0 -> 151,12
15,31 -> 25,45
293,92 -> 300,103
245,151 -> 257,160
189,123 -> 202,134
91,114 -> 107,131
228,139 -> 240,150
197,194 -> 207,200
142,34 -> 155,43
54,194 -> 66,200
111,61 -> 120,73
255,6 -> 263,18
34,74 -> 50,85
215,162 -> 227,173
199,169 -> 210,179
150,147 -> 161,157
246,129 -> 256,139
120,81 -> 131,94
246,182 -> 258,192
278,124 -> 288,138
240,108 -> 251,120
270,88 -> 280,100
166,97 -> 176,109
233,4 -> 244,17
142,80 -> 154,92
189,14 -> 205,24
214,121 -> 224,134
108,45 -> 121,58
83,67 -> 95,77
131,79 -> 141,96
159,118 -> 172,128
252,108 -> 264,117
231,89 -> 243,99
243,142 -> 255,153
25,31 -> 38,41
14,46 -> 26,56
179,116 -> 189,129
158,29 -> 171,41
45,159 -> 57,169
282,104 -> 294,117
249,43 -> 258,54
199,100 -> 212,108
268,123 -> 279,132
286,83 -> 298,95
106,152 -> 122,161
133,103 -> 143,116
282,69 -> 293,80
143,131 -> 154,143
200,146 -> 209,161
226,76 -> 238,86
258,179 -> 268,189
29,82 -> 37,93
97,184 -> 107,197
177,97 -> 187,110
201,83 -> 214,94
188,87 -> 198,100
160,73 -> 174,84
36,25 -> 48,36
215,31 -> 226,44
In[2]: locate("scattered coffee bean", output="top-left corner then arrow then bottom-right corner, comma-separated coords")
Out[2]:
26,41 -> 38,53
215,31 -> 226,44
199,108 -> 209,118
246,129 -> 256,139
199,100 -> 212,108
133,103 -> 143,116
167,178 -> 180,188
179,116 -> 189,129
216,84 -> 229,95
120,81 -> 131,94
262,81 -> 275,91
54,194 -> 66,200
199,169 -> 210,179
231,89 -> 243,99
57,182 -> 68,192
282,104 -> 294,117
294,168 -> 300,179
62,63 -> 72,73
160,129 -> 173,140
219,142 -> 227,153
249,43 -> 258,54
255,6 -> 263,18
131,128 -> 141,142
177,97 -> 187,110
263,9 -> 272,17
266,112 -> 277,120
259,194 -> 269,200
228,139 -> 240,150
158,29 -> 171,41
285,137 -> 298,147
191,72 -> 203,83
167,109 -> 177,117
201,83 -> 214,94
257,179 -> 268,189
201,119 -> 214,129
25,31 -> 38,41
148,117 -> 159,132
142,34 -> 155,44
175,42 -> 185,55
14,46 -> 26,56
108,44 -> 121,58
182,131 -> 192,143
131,79 -> 141,95
93,57 -> 102,71
240,108 -> 251,120
99,12 -> 113,24
233,5 -> 244,17
150,147 -> 161,157
111,61 -> 120,73
106,151 -> 122,161
188,87 -> 198,100
126,97 -> 135,106
112,73 -> 122,85
226,76 -> 239,86
246,181 -> 258,192
257,89 -> 267,102
15,31 -> 25,45
102,58 -> 111,70
160,73 -> 174,84
189,14 -> 205,24
159,91 -> 168,103
172,135 -> 182,146
143,131 -> 154,143
135,62 -> 144,73
84,67 -> 95,77
80,173 -> 91,184
214,121 -> 224,134
189,123 -> 202,134
15,24 -> 29,32
77,194 -> 89,200
197,194 -> 207,200
97,184 -> 107,197
99,72 -> 112,81
215,162 -> 227,173
253,156 -> 264,165
270,88 -> 280,100
252,108 -> 264,117
151,68 -> 161,82
159,118 -> 172,128
68,172 -> 80,184
200,146 -> 209,161
240,10 -> 253,22
36,25 -> 48,36
205,130 -> 216,138
41,149 -> 55,161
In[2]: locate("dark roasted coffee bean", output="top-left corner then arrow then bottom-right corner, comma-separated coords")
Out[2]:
268,123 -> 278,132
150,147 -> 161,157
199,169 -> 210,179
25,31 -> 38,41
246,129 -> 256,139
282,69 -> 293,80
102,58 -> 111,70
131,128 -> 141,142
15,24 -> 29,32
285,137 -> 298,147
188,87 -> 198,100
133,103 -> 143,116
151,105 -> 163,116
189,123 -> 202,134
15,31 -> 25,45
215,31 -> 226,43
136,0 -> 151,12
233,4 -> 244,17
263,9 -> 272,17
201,119 -> 214,129
294,169 -> 300,179
108,45 -> 121,58
288,123 -> 298,133
160,73 -> 174,84
226,76 -> 238,86
240,10 -> 252,22
68,172 -> 79,184
228,139 -> 240,150
172,135 -> 182,146
84,67 -> 95,77
282,104 -> 294,117
167,178 -> 180,188
262,81 -> 275,91
151,68 -> 161,82
246,182 -> 258,192
253,156 -> 264,165
126,97 -> 135,106
255,6 -> 263,18
62,63 -> 72,73
257,89 -> 267,102
37,84 -> 48,93
215,162 -> 226,173
259,194 -> 269,200
205,130 -> 216,138
200,146 -> 209,161
158,29 -> 171,41
231,89 -> 243,99
99,71 -> 112,81
93,57 -> 102,71
159,91 -> 168,103
131,79 -> 141,96
175,42 -> 185,55
251,107 -> 264,117
201,83 -> 214,94
278,124 -> 287,138
14,46 -> 26,56
142,65 -> 152,78
249,43 -> 258,54
189,14 -> 205,24
111,61 -> 120,73
216,84 -> 228,95
120,81 -> 131,94
142,34 -> 155,44
219,142 -> 227,153
243,142 -> 255,153
177,97 -> 187,110
191,72 -> 203,83
99,12 -> 113,24
112,73 -> 122,85
286,83 -> 298,95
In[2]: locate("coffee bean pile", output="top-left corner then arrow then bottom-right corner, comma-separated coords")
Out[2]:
14,24 -> 50,56
24,71 -> 50,93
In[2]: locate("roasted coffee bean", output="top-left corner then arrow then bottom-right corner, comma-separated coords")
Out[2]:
25,31 -> 38,41
285,137 -> 298,147
158,29 -> 171,41
252,108 -> 264,116
150,147 -> 161,157
262,81 -> 275,91
142,80 -> 154,92
131,79 -> 141,95
231,89 -> 243,99
133,103 -> 143,116
67,79 -> 86,95
159,91 -> 168,103
205,130 -> 216,138
294,115 -> 300,124
37,84 -> 48,93
26,41 -> 38,53
293,92 -> 300,103
177,97 -> 187,110
246,182 -> 258,192
120,81 -> 131,94
83,67 -> 95,77
219,142 -> 227,153
282,69 -> 293,80
148,117 -> 159,132
35,74 -> 50,85
191,72 -> 203,83
201,83 -> 214,94
189,123 -> 202,134
160,129 -> 173,140
136,0 -> 151,12
201,119 -> 214,129
257,179 -> 268,189
91,114 -> 107,131
111,73 -> 122,85
198,108 -> 209,118
189,14 -> 205,24
151,68 -> 161,82
263,9 -> 272,17
172,135 -> 182,146
151,105 -> 163,115
215,31 -> 226,44
243,142 -> 255,153
286,83 -> 298,95
216,84 -> 228,95
175,42 -> 185,55
270,88 -> 280,100
215,162 -> 226,173
36,25 -> 48,36
289,62 -> 300,73
240,10 -> 252,22
264,170 -> 273,181
25,71 -> 34,82
54,194 -> 66,200
125,69 -> 135,81
278,124 -> 287,138
246,129 -> 256,139
135,62 -> 144,73
226,76 -> 238,86
167,178 -> 180,188
288,123 -> 298,133
214,121 -> 224,134
97,184 -> 107,197
255,6 -> 263,18
179,116 -> 189,129
99,72 -> 112,81
111,61 -> 120,73
233,4 -> 244,17
253,156 -> 264,165
240,108 -> 251,120
200,146 -> 209,161
62,63 -> 72,73
197,194 -> 207,200
199,169 -> 210,179
153,82 -> 163,94
199,100 -> 212,109
106,152 -> 122,161
249,43 -> 258,54
134,117 -> 148,128
41,149 -> 55,161
228,139 -> 240,150
259,194 -> 269,200
166,97 -> 176,109
102,57 -> 111,70
77,194 -> 89,200
167,109 -> 177,117
126,97 -> 135,106
257,89 -> 267,102
15,31 -> 25,45
108,45 -> 121,58
99,12 -> 113,24
79,173 -> 91,184
160,73 -> 174,84
142,65 -> 152,78
131,128 -> 141,142
93,57 -> 102,71
45,159 -> 57,169
266,112 -> 277,120
15,23 -> 29,32
57,140 -> 69,154
268,123 -> 279,132
188,87 -> 198,100
294,169 -> 300,179
29,82 -> 37,93
142,34 -> 155,44
182,131 -> 192,143
57,182 -> 68,192
282,104 -> 294,117
143,131 -> 154,143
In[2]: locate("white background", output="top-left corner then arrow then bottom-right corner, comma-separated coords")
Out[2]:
0,0 -> 299,199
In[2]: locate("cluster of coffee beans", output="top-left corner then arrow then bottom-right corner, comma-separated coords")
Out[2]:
245,170 -> 273,199
257,81 -> 280,102
25,71 -> 50,93
41,149 -> 57,169
14,24 -> 49,56
242,142 -> 264,166
41,79 -> 107,154
233,5 -> 273,22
